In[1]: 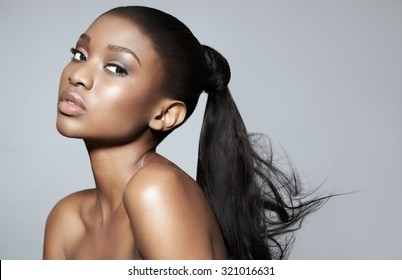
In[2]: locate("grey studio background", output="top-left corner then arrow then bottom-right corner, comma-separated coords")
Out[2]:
0,0 -> 401,259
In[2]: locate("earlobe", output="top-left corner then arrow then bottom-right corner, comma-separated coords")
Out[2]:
149,100 -> 187,132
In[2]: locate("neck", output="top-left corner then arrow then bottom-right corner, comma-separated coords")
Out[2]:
85,139 -> 155,220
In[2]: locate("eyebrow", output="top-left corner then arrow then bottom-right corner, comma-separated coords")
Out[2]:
78,33 -> 142,67
79,33 -> 91,42
107,44 -> 142,67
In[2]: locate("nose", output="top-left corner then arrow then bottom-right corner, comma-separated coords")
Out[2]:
68,63 -> 94,90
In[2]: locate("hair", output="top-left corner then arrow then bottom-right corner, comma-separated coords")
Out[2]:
104,6 -> 329,259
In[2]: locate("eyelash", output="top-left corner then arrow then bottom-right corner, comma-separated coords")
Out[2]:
69,48 -> 128,77
105,64 -> 128,77
70,48 -> 86,61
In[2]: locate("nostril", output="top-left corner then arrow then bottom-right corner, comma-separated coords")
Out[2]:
68,77 -> 86,88
68,77 -> 77,85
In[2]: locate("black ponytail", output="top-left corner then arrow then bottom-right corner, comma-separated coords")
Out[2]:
197,46 -> 328,259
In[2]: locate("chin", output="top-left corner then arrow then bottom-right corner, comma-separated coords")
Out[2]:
56,126 -> 82,139
56,117 -> 85,139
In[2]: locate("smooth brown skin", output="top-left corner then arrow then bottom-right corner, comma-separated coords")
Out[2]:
43,14 -> 227,260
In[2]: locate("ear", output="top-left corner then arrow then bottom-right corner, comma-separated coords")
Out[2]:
149,100 -> 187,132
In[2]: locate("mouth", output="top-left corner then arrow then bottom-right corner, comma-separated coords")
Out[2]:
58,89 -> 87,116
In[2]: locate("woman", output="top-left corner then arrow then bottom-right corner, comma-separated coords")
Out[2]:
43,6 -> 326,260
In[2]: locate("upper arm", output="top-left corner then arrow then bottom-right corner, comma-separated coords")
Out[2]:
123,165 -> 214,260
43,202 -> 67,259
43,193 -> 84,260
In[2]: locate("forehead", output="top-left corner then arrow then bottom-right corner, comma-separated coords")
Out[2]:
83,14 -> 159,62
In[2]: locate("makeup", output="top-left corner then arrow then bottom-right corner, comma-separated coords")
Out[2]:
58,89 -> 86,116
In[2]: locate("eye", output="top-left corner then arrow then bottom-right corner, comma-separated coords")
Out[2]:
105,64 -> 128,76
70,48 -> 86,61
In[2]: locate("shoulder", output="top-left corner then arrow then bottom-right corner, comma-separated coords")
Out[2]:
123,158 -> 207,220
124,160 -> 192,202
46,189 -> 94,224
123,160 -> 215,259
43,189 -> 94,259
123,160 -> 199,224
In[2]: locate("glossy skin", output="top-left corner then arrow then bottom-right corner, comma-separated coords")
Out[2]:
43,14 -> 227,260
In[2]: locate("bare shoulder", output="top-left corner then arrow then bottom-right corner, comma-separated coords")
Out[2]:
125,158 -> 197,200
123,156 -> 220,259
43,189 -> 95,259
49,189 -> 95,216
123,159 -> 205,221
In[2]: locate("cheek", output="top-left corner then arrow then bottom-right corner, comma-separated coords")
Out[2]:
106,74 -> 161,116
89,83 -> 156,138
99,82 -> 150,116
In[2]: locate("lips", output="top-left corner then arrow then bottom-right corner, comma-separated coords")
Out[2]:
58,89 -> 87,116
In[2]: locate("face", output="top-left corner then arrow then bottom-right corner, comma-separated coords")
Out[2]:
57,14 -> 164,143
